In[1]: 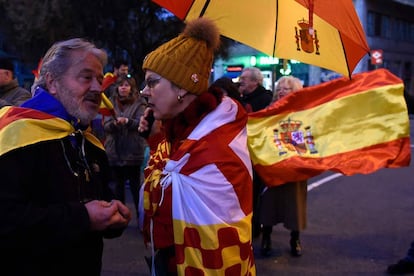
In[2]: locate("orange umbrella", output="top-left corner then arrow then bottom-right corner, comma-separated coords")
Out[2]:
152,0 -> 370,78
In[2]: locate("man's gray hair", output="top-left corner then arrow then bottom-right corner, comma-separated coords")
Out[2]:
242,67 -> 264,85
32,38 -> 107,93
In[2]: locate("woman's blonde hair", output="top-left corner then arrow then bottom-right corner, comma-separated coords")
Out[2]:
272,76 -> 303,102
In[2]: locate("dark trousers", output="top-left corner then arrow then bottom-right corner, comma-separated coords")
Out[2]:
252,170 -> 265,238
111,165 -> 141,217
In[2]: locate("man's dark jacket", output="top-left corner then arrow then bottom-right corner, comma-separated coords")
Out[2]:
241,85 -> 273,112
0,88 -> 123,276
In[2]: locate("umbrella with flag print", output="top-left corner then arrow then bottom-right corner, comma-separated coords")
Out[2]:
151,0 -> 370,78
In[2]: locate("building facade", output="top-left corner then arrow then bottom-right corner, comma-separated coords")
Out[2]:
356,0 -> 414,96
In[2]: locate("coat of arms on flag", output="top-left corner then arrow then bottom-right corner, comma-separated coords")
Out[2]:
273,118 -> 318,156
247,69 -> 411,187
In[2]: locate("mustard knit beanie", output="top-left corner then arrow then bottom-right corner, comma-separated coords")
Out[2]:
143,17 -> 221,95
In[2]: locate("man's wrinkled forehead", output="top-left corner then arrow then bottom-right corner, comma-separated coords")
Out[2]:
69,51 -> 103,72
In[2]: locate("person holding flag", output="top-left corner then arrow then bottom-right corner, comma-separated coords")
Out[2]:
259,76 -> 307,257
247,68 -> 411,262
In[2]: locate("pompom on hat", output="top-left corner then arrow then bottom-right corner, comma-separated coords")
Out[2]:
143,17 -> 220,95
0,58 -> 14,73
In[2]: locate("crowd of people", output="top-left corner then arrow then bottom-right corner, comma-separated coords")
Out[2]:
0,17 -> 412,276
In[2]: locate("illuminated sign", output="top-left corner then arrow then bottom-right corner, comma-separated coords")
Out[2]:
251,56 -> 280,66
259,56 -> 279,65
226,65 -> 244,72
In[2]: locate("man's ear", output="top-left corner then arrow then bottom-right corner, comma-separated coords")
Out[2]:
45,72 -> 58,95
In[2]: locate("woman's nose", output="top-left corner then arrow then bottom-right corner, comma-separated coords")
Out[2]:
140,86 -> 150,96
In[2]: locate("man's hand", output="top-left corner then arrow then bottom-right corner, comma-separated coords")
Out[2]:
85,200 -> 131,231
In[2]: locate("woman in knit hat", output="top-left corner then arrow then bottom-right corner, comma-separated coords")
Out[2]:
139,18 -> 256,275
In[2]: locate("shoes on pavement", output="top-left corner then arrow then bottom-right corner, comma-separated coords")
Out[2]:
260,235 -> 272,257
290,238 -> 302,257
290,230 -> 302,257
387,259 -> 414,274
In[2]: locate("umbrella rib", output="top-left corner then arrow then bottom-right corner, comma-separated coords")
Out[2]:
273,0 -> 279,57
199,0 -> 210,17
338,31 -> 351,79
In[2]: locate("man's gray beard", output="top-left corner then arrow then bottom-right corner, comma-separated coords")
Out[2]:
56,85 -> 97,126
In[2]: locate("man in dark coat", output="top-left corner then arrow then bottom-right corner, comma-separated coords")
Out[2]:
239,66 -> 273,112
238,67 -> 273,239
0,38 -> 131,276
0,57 -> 31,108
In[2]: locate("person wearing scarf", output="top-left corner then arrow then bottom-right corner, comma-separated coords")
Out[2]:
0,38 -> 131,276
138,18 -> 256,275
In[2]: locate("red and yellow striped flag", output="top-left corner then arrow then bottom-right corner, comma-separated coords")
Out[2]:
0,106 -> 104,157
247,69 -> 411,186
99,92 -> 115,117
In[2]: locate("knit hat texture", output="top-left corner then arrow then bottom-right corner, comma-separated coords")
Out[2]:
143,17 -> 220,95
0,58 -> 14,72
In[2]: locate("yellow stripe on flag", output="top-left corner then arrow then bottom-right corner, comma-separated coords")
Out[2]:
0,107 -> 104,156
248,83 -> 408,165
99,93 -> 115,117
247,69 -> 411,186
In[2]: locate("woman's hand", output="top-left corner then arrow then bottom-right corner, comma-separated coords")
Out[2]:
138,108 -> 153,134
116,117 -> 129,125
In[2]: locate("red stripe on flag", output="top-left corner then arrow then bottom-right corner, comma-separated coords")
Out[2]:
248,68 -> 404,118
255,137 -> 411,186
0,107 -> 54,131
248,69 -> 410,187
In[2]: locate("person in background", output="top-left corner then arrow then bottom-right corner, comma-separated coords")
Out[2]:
238,67 -> 273,112
0,38 -> 131,275
387,241 -> 414,274
211,76 -> 243,104
238,66 -> 273,239
91,59 -> 130,142
103,74 -> 147,221
259,75 -> 307,257
0,57 -> 31,108
102,59 -> 129,98
138,18 -> 255,275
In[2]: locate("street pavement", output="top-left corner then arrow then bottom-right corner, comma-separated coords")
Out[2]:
101,119 -> 414,276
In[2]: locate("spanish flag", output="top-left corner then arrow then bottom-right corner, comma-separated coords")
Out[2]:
247,69 -> 411,187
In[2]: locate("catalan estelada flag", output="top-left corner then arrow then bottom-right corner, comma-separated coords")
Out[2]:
247,69 -> 411,186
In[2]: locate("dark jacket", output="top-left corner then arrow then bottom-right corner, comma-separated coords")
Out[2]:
0,78 -> 31,108
0,89 -> 123,275
104,94 -> 147,167
241,85 -> 273,112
